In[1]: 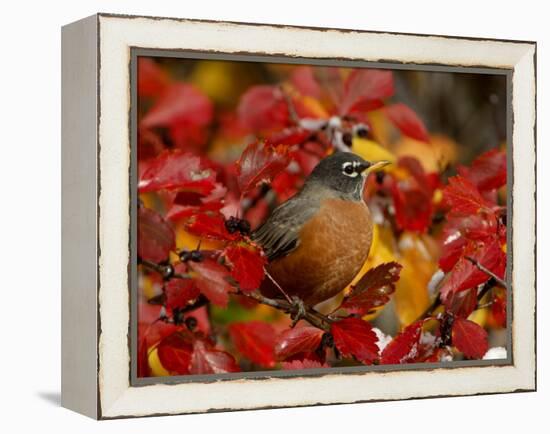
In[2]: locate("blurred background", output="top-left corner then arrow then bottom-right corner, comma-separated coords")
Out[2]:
137,56 -> 508,375
139,57 -> 507,165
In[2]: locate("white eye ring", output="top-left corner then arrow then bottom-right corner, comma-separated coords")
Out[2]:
342,162 -> 358,177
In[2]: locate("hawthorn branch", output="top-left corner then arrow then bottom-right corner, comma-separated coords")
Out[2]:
465,256 -> 507,288
140,258 -> 190,280
475,300 -> 495,311
280,85 -> 300,125
141,257 -> 332,331
418,296 -> 441,321
244,291 -> 332,331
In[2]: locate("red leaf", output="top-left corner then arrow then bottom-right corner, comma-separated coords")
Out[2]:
237,85 -> 290,131
440,238 -> 506,301
138,303 -> 181,347
185,212 -> 239,241
458,149 -> 507,192
165,278 -> 200,310
141,83 -> 213,129
139,150 -> 216,194
236,141 -> 291,194
224,245 -> 266,292
444,213 -> 500,243
385,103 -> 430,143
157,332 -> 194,375
290,66 -> 322,98
291,145 -> 323,176
398,156 -> 434,194
189,340 -> 240,374
265,127 -> 312,147
380,321 -> 424,364
282,359 -> 329,370
444,287 -> 478,319
443,175 -> 494,216
137,336 -> 151,377
229,321 -> 276,368
388,157 -> 434,232
166,201 -> 222,221
189,259 -> 233,307
491,292 -> 507,328
340,262 -> 402,315
439,233 -> 467,272
339,69 -> 394,115
452,317 -> 488,359
173,191 -> 205,207
271,170 -> 301,202
331,318 -> 379,365
138,206 -> 175,263
274,327 -> 324,361
391,181 -> 433,232
244,199 -> 270,230
169,121 -> 210,151
138,57 -> 170,98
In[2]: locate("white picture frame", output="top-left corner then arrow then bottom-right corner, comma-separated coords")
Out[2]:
61,13 -> 536,419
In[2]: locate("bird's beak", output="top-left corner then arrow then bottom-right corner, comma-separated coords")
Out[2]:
362,160 -> 391,173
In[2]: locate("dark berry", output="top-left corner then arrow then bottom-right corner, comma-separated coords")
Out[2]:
190,250 -> 203,262
238,219 -> 251,235
179,250 -> 191,262
161,264 -> 174,280
173,308 -> 184,325
342,132 -> 353,147
185,316 -> 198,331
225,216 -> 240,234
356,125 -> 370,138
375,171 -> 385,185
321,332 -> 334,349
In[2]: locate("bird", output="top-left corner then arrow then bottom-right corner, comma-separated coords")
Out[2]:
252,152 -> 389,308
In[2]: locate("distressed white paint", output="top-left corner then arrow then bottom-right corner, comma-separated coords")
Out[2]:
96,14 -> 536,418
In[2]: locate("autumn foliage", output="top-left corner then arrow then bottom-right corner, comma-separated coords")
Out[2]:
137,58 -> 508,377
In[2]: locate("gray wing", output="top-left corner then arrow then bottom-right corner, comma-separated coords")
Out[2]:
251,194 -> 318,262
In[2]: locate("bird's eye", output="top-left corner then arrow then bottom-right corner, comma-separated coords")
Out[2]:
343,164 -> 355,175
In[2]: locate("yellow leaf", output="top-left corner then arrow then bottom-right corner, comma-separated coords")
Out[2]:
342,224 -> 397,321
468,292 -> 489,327
393,134 -> 458,173
175,226 -> 223,251
297,95 -> 329,119
393,233 -> 436,326
366,110 -> 392,146
352,138 -> 396,164
148,347 -> 170,377
140,274 -> 158,300
189,60 -> 261,106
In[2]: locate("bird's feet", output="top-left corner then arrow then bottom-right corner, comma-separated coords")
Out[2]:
290,296 -> 307,328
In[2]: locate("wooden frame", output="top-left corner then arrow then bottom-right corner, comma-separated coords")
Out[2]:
61,13 -> 536,419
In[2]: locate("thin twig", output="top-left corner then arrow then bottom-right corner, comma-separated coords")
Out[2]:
244,291 -> 332,331
141,258 -> 333,331
465,256 -> 507,287
280,85 -> 300,125
264,268 -> 293,304
140,258 -> 191,280
475,300 -> 495,311
417,296 -> 442,321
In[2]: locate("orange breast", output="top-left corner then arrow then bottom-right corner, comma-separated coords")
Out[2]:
263,198 -> 373,306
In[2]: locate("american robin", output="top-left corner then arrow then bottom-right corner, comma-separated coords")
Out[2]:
252,152 -> 389,307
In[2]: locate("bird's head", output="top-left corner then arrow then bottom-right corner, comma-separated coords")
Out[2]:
305,152 -> 390,200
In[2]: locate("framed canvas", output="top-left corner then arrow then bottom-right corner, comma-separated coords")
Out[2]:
61,13 -> 536,419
